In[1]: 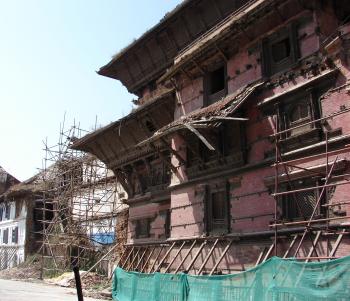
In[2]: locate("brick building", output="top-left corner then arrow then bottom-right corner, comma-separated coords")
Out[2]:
72,0 -> 350,274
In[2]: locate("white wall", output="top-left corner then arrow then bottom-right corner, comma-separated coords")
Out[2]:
0,201 -> 27,270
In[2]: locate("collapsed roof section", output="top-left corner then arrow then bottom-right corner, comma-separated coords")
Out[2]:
98,0 -> 251,95
138,81 -> 264,147
71,89 -> 175,169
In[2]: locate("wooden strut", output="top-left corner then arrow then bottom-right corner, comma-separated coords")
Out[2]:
155,242 -> 176,272
127,247 -> 142,271
135,247 -> 149,271
141,246 -> 156,273
262,242 -> 275,263
283,234 -> 299,258
209,240 -> 233,275
174,240 -> 197,273
305,231 -> 322,263
197,239 -> 219,275
121,246 -> 134,269
329,229 -> 346,258
164,241 -> 187,273
186,241 -> 206,273
149,246 -> 164,273
183,123 -> 215,151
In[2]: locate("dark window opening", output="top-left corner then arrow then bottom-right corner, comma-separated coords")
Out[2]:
3,228 -> 9,244
5,204 -> 11,220
209,66 -> 225,94
262,24 -> 299,77
165,209 -> 171,238
211,191 -> 226,221
206,183 -> 230,234
289,103 -> 310,123
0,206 -> 3,221
205,65 -> 227,105
271,38 -> 291,63
12,227 -> 18,244
145,120 -> 156,133
135,219 -> 151,239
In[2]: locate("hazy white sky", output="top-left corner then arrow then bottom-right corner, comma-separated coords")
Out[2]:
0,0 -> 181,181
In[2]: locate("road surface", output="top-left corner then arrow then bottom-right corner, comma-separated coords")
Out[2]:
0,279 -> 108,301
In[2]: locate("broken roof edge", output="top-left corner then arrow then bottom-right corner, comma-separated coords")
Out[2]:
157,0 -> 275,84
71,88 -> 175,151
137,80 -> 264,147
98,0 -> 192,75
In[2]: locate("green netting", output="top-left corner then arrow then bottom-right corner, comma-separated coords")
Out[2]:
112,256 -> 350,301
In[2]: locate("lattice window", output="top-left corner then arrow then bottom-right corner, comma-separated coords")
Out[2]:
282,180 -> 322,220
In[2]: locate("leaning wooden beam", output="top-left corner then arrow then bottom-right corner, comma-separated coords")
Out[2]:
209,240 -> 233,275
121,246 -> 134,270
135,247 -> 149,271
184,123 -> 215,151
160,138 -> 186,166
329,229 -> 346,257
127,247 -> 141,271
155,242 -> 176,272
186,241 -> 206,273
255,247 -> 266,266
197,239 -> 219,275
262,242 -> 275,262
174,240 -> 197,273
164,241 -> 187,273
83,243 -> 121,280
141,246 -> 156,273
149,246 -> 164,273
305,231 -> 321,263
283,234 -> 299,258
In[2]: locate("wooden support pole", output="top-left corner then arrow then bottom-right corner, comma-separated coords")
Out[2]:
262,242 -> 275,263
283,234 -> 298,258
127,247 -> 141,271
209,240 -> 233,275
329,229 -> 346,257
121,246 -> 134,269
135,247 -> 148,271
184,123 -> 215,151
141,246 -> 156,273
186,241 -> 206,273
164,241 -> 186,273
155,242 -> 176,272
175,240 -> 197,273
305,231 -> 321,263
149,246 -> 164,273
197,239 -> 219,275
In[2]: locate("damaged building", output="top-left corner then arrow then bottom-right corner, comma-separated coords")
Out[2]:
72,0 -> 350,275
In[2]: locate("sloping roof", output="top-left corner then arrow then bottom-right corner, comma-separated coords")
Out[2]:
71,90 -> 175,168
158,0 -> 274,83
98,0 -> 250,94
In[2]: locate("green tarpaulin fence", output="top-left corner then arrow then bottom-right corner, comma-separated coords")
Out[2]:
112,256 -> 350,301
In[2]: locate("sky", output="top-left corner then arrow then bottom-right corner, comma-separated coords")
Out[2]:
0,0 -> 182,181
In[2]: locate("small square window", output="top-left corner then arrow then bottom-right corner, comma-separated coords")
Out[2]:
262,24 -> 299,77
271,38 -> 291,63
